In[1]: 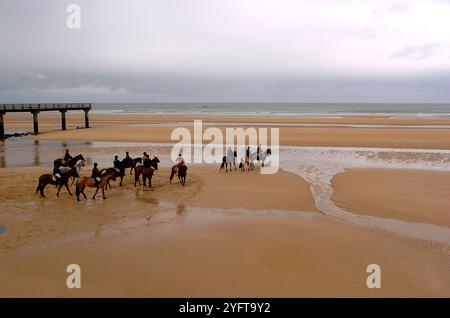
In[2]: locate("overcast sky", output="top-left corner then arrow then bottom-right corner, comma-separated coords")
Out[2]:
1,0 -> 450,103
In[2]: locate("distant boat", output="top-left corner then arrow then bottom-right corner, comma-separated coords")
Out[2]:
202,105 -> 208,108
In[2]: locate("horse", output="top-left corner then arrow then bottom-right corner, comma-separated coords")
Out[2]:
170,164 -> 187,186
54,154 -> 85,168
259,148 -> 271,167
245,148 -> 257,171
75,169 -> 115,201
219,149 -> 237,172
105,159 -> 129,187
134,157 -> 160,188
35,161 -> 83,198
121,157 -> 142,175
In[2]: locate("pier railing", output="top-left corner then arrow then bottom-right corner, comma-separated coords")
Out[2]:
0,103 -> 92,139
1,103 -> 91,112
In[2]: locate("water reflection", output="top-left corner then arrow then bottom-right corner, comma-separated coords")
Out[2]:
0,138 -> 173,168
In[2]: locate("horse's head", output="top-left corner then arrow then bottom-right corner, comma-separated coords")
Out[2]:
152,156 -> 160,170
73,154 -> 85,162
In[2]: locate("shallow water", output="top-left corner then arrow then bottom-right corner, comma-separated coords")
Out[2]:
0,223 -> 7,234
280,147 -> 450,244
1,138 -> 450,244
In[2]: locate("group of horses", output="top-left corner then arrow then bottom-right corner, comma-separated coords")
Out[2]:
220,147 -> 271,172
35,153 -> 187,201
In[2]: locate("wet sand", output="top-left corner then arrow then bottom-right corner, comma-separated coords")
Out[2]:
0,166 -> 449,297
5,112 -> 450,149
331,168 -> 450,227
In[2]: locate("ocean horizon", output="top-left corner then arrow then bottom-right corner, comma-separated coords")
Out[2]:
91,102 -> 450,117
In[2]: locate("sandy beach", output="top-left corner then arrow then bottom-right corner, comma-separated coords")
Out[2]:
1,114 -> 450,297
4,112 -> 450,149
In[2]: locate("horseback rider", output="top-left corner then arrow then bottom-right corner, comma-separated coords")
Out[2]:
175,153 -> 185,170
91,163 -> 101,187
53,164 -> 62,185
143,154 -> 151,169
142,152 -> 147,163
63,149 -> 72,165
124,151 -> 132,163
176,153 -> 185,167
113,155 -> 121,173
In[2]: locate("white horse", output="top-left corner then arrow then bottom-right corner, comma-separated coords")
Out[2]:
220,147 -> 236,172
245,148 -> 257,171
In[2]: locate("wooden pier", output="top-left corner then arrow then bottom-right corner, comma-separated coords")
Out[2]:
0,103 -> 92,140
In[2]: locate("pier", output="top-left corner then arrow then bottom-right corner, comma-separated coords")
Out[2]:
0,103 -> 92,140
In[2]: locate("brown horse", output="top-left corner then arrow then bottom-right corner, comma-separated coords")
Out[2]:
35,164 -> 82,198
170,165 -> 187,186
134,157 -> 160,187
75,169 -> 115,201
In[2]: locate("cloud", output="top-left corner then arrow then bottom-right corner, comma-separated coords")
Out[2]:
389,43 -> 444,61
0,0 -> 450,102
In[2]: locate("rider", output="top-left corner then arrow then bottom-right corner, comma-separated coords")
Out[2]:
172,153 -> 185,173
113,155 -> 121,172
63,149 -> 72,165
176,153 -> 185,167
91,162 -> 101,187
142,152 -> 147,163
53,165 -> 62,185
125,151 -> 132,162
143,154 -> 151,169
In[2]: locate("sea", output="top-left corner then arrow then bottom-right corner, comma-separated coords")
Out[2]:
91,102 -> 450,118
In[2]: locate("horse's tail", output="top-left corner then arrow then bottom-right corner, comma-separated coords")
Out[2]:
169,168 -> 175,183
35,181 -> 40,194
75,180 -> 80,198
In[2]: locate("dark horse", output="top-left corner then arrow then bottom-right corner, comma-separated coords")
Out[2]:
134,157 -> 160,189
54,154 -> 85,168
103,158 -> 131,187
54,154 -> 85,185
35,164 -> 82,198
121,157 -> 142,175
170,165 -> 188,186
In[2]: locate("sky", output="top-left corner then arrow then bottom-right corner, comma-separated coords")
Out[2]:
0,0 -> 450,103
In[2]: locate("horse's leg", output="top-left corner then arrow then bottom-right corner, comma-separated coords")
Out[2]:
56,184 -> 63,197
170,169 -> 175,183
143,175 -> 147,190
93,187 -> 99,199
40,182 -> 46,198
120,174 -> 124,187
65,182 -> 73,196
102,188 -> 106,199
